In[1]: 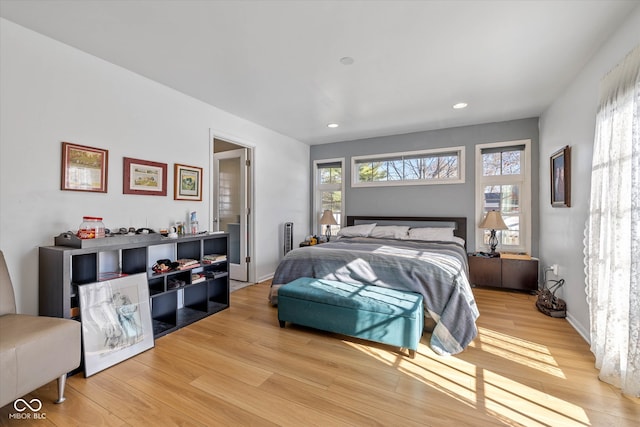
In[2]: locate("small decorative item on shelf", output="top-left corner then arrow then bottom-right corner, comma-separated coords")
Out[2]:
77,216 -> 106,239
166,226 -> 178,239
189,211 -> 199,234
175,221 -> 184,235
152,259 -> 178,273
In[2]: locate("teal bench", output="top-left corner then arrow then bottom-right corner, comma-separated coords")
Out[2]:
278,277 -> 424,358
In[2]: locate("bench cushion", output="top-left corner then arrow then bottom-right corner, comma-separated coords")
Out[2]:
278,277 -> 423,353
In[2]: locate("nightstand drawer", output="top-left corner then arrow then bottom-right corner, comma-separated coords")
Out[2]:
468,256 -> 501,287
468,254 -> 539,292
501,258 -> 538,292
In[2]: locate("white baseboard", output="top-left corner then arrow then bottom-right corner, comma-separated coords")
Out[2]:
257,273 -> 274,283
566,311 -> 590,345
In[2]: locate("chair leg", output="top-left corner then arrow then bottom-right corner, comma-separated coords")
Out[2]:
54,374 -> 67,404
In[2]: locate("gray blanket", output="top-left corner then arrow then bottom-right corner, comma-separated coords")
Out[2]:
271,237 -> 479,355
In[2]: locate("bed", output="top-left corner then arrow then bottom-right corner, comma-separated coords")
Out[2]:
270,216 -> 479,356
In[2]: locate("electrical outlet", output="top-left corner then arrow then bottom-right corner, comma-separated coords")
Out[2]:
551,264 -> 558,275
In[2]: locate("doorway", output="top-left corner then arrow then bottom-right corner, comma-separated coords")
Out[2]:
212,137 -> 252,282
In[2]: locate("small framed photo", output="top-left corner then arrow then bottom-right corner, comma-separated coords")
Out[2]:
78,274 -> 154,377
174,163 -> 203,201
61,142 -> 108,193
550,145 -> 571,207
123,157 -> 167,196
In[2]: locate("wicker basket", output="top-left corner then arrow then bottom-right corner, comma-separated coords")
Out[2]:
536,279 -> 566,318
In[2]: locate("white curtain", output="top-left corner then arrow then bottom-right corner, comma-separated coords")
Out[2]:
584,44 -> 640,398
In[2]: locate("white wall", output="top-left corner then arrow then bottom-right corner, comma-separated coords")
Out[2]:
0,19 -> 310,314
539,7 -> 640,340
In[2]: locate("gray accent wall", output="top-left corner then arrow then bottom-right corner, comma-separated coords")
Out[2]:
310,118 -> 540,255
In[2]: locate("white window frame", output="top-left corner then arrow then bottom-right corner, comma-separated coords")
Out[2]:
313,158 -> 345,236
475,139 -> 531,254
351,146 -> 465,187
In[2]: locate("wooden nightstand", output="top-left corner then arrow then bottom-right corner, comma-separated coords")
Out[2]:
468,253 -> 539,293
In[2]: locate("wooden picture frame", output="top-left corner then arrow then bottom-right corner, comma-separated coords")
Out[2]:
61,142 -> 108,193
78,274 -> 154,377
550,145 -> 571,207
123,157 -> 167,196
174,163 -> 203,201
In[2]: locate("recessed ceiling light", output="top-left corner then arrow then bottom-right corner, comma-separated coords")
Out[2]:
453,102 -> 468,109
327,123 -> 339,128
339,57 -> 354,65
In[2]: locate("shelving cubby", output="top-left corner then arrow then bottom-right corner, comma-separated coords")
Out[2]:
39,233 -> 230,340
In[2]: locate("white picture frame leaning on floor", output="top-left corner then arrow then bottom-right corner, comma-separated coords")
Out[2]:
78,273 -> 154,377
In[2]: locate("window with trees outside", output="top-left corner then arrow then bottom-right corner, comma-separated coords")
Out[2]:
352,146 -> 465,187
475,140 -> 531,254
314,159 -> 344,236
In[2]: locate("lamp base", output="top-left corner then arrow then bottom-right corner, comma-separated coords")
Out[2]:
325,225 -> 331,242
489,229 -> 498,254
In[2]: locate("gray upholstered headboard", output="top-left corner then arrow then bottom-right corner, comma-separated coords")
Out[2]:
346,216 -> 467,242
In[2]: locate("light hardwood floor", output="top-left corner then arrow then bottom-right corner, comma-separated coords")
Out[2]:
2,282 -> 638,426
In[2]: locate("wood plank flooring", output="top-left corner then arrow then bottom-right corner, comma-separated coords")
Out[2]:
2,282 -> 638,426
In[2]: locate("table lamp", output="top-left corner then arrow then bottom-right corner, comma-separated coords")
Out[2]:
479,210 -> 508,255
319,210 -> 338,241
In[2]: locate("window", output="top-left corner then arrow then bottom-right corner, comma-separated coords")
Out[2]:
352,146 -> 465,187
475,141 -> 531,254
314,159 -> 344,236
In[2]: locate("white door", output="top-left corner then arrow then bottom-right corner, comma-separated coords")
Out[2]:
214,148 -> 248,281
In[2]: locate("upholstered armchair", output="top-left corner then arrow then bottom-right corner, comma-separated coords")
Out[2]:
0,250 -> 81,408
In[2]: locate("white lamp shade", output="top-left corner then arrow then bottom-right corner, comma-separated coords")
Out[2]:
319,210 -> 338,225
479,210 -> 508,230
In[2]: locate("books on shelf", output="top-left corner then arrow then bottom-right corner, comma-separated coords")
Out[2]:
202,253 -> 227,264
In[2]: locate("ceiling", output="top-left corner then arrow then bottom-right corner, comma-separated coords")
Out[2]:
1,0 -> 638,145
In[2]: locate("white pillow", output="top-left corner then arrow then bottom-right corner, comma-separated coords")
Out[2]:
370,225 -> 410,239
407,227 -> 455,241
451,236 -> 466,246
337,223 -> 377,238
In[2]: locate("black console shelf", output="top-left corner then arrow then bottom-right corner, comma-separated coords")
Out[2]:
39,233 -> 230,341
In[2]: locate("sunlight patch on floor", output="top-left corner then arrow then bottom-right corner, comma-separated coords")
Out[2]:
344,341 -> 478,407
346,327 -> 591,426
470,327 -> 566,379
482,369 -> 590,426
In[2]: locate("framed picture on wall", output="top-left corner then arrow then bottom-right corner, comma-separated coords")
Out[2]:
174,163 -> 202,201
550,145 -> 571,207
61,142 -> 108,193
123,157 -> 167,196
